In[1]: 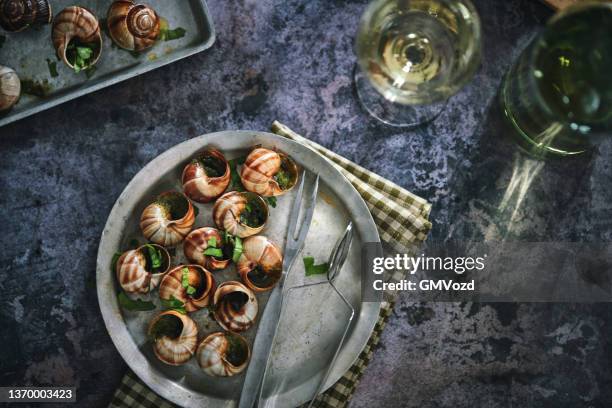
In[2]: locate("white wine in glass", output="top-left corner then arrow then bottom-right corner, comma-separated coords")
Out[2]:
355,0 -> 482,127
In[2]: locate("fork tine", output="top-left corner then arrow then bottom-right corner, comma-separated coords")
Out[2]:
287,171 -> 307,240
295,174 -> 319,243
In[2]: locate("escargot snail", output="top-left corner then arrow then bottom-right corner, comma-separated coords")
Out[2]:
213,281 -> 258,332
115,243 -> 170,294
0,66 -> 20,112
183,227 -> 232,271
197,332 -> 250,377
148,310 -> 198,366
240,148 -> 299,196
140,191 -> 196,247
236,236 -> 283,293
0,0 -> 52,32
182,148 -> 231,203
212,191 -> 268,238
52,6 -> 102,71
159,265 -> 216,312
107,0 -> 160,52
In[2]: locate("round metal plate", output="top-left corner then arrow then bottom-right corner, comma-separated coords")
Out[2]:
96,131 -> 381,407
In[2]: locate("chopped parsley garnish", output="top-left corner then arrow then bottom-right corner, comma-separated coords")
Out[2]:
240,199 -> 265,227
66,42 -> 96,73
110,251 -> 122,272
46,59 -> 58,77
228,156 -> 246,192
274,169 -> 292,190
232,236 -> 243,263
303,257 -> 329,276
207,237 -> 217,247
160,295 -> 186,314
181,267 -> 197,295
159,27 -> 186,41
203,247 -> 224,258
145,244 -> 162,269
265,196 -> 277,208
118,292 -> 156,311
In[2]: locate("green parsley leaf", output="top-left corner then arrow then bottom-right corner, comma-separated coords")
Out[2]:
145,244 -> 162,268
303,257 -> 329,276
160,295 -> 186,314
265,196 -> 277,208
181,267 -> 190,288
228,156 -> 246,192
181,267 -> 197,295
203,247 -> 224,258
159,27 -> 186,41
207,237 -> 217,248
118,292 -> 156,311
46,59 -> 58,77
232,236 -> 243,263
110,251 -> 122,273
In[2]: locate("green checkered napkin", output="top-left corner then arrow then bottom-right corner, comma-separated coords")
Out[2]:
110,122 -> 432,408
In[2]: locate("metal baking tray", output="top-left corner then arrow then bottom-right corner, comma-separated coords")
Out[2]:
0,0 -> 214,127
96,131 -> 382,407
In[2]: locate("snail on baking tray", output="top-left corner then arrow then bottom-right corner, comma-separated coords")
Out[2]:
52,6 -> 102,71
183,227 -> 232,271
181,148 -> 231,203
0,0 -> 52,32
236,236 -> 283,293
148,310 -> 197,366
106,0 -> 160,52
212,191 -> 268,238
213,281 -> 258,333
197,332 -> 250,377
158,265 -> 216,313
240,148 -> 299,197
0,66 -> 20,112
115,243 -> 170,294
140,191 -> 196,247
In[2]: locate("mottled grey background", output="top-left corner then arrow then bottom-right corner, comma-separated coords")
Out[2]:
1,0 -> 611,407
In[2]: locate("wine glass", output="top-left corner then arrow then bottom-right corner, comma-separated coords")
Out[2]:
354,0 -> 482,128
501,2 -> 612,157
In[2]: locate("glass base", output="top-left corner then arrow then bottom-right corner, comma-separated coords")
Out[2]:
354,65 -> 447,128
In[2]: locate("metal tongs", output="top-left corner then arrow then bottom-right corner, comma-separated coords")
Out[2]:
239,171 -> 320,408
293,222 -> 355,407
259,222 -> 355,407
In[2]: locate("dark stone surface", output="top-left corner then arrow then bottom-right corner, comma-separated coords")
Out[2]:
1,0 -> 611,407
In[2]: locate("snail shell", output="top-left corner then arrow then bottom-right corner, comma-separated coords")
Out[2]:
182,148 -> 231,203
237,236 -> 283,293
107,0 -> 160,52
159,265 -> 216,312
115,244 -> 170,294
213,281 -> 258,332
148,310 -> 197,366
0,66 -> 20,112
240,148 -> 299,197
140,191 -> 196,247
212,191 -> 268,238
0,0 -> 52,32
183,227 -> 231,271
197,332 -> 250,377
52,6 -> 102,70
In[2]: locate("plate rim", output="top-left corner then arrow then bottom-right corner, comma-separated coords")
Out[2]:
96,130 -> 382,407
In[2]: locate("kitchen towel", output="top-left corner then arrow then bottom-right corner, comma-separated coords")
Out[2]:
109,122 -> 432,408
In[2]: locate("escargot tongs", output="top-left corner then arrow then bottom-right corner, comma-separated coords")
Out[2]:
239,171 -> 319,408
